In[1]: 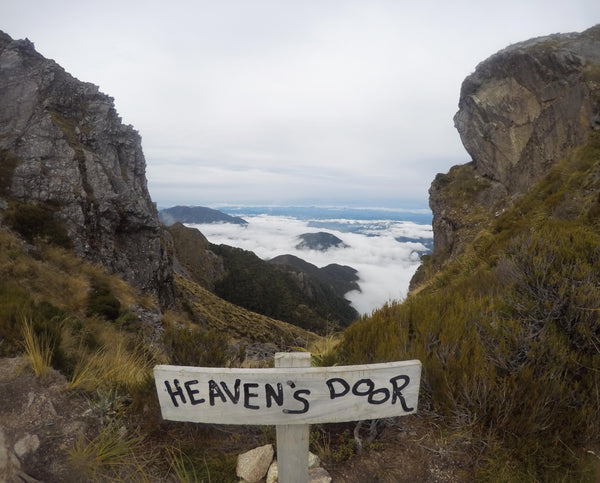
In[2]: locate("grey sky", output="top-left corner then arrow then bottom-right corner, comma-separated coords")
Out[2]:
3,1 -> 599,208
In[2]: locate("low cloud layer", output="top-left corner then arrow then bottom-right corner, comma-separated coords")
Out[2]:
189,215 -> 432,315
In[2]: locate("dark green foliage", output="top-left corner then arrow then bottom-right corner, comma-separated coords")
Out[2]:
4,201 -> 73,248
211,244 -> 355,333
0,280 -> 34,356
337,134 -> 600,480
0,279 -> 71,371
30,301 -> 72,374
162,324 -> 228,367
70,319 -> 101,351
0,149 -> 21,197
114,311 -> 139,329
86,280 -> 121,321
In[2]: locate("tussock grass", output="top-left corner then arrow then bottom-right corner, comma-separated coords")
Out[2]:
0,229 -> 143,319
67,340 -> 153,393
69,423 -> 147,481
306,333 -> 341,367
80,262 -> 139,310
166,446 -> 203,483
175,273 -> 317,346
21,316 -> 53,377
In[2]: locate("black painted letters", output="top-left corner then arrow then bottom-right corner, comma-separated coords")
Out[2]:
164,379 -> 186,407
162,372 -> 414,414
326,378 -> 350,399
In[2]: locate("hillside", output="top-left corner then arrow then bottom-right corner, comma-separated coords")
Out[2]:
2,24 -> 600,482
159,205 -> 248,225
166,222 -> 358,333
0,31 -> 326,481
339,25 -> 600,480
209,243 -> 358,332
295,232 -> 348,250
268,254 -> 360,297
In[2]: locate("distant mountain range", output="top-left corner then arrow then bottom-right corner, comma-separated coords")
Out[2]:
217,205 -> 433,224
159,205 -> 247,225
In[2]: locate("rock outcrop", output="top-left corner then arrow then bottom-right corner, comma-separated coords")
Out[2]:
429,24 -> 600,267
0,31 -> 174,305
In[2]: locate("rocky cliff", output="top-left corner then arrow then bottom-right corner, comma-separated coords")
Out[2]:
429,24 -> 600,268
0,31 -> 174,305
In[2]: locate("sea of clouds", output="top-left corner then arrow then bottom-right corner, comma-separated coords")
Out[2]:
187,213 -> 432,315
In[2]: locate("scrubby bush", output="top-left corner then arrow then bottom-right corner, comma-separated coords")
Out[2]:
337,135 -> 600,480
162,324 -> 228,367
4,201 -> 73,248
87,280 -> 121,321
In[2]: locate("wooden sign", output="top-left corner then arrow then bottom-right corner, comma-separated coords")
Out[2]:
154,358 -> 421,425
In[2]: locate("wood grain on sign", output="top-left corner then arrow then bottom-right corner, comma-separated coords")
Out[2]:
154,359 -> 421,425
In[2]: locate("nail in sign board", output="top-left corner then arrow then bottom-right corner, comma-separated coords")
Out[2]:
154,359 -> 421,425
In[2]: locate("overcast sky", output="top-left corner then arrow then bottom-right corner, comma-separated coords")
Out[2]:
3,1 -> 599,208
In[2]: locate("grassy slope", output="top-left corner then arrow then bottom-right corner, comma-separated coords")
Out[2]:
0,223 -> 321,480
175,272 -> 316,345
337,132 -> 600,480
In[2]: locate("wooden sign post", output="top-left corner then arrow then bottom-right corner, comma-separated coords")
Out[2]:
274,352 -> 311,483
154,353 -> 421,482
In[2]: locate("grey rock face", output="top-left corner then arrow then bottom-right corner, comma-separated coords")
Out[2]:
454,25 -> 600,194
427,25 -> 600,267
0,31 -> 174,305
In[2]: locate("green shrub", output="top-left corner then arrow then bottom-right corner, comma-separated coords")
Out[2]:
338,220 -> 600,479
4,201 -> 73,248
162,324 -> 228,367
87,280 -> 121,321
0,149 -> 21,197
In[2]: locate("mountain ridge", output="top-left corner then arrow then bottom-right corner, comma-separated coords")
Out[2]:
159,205 -> 248,225
0,30 -> 175,305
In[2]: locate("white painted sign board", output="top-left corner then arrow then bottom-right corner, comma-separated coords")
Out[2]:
154,359 -> 421,425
